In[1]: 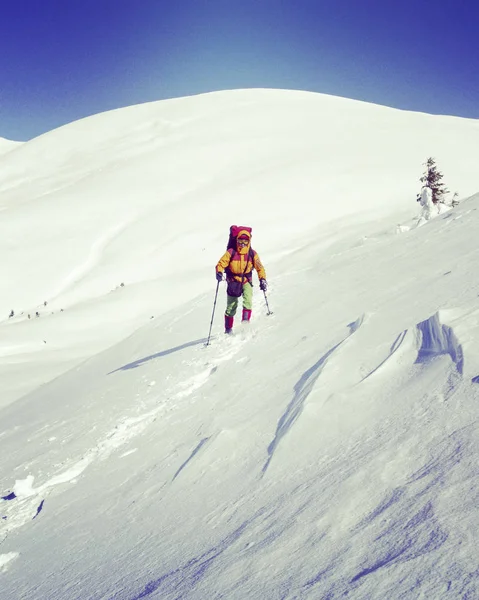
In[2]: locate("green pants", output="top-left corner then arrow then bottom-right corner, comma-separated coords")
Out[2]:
225,282 -> 253,316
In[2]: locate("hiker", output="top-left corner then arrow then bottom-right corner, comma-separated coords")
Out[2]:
215,226 -> 267,334
8,310 -> 14,318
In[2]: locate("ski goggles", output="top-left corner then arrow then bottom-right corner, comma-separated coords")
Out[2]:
237,237 -> 249,246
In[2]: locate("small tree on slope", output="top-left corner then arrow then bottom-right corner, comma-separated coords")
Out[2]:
420,157 -> 449,204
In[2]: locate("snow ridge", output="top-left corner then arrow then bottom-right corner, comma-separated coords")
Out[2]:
262,315 -> 364,475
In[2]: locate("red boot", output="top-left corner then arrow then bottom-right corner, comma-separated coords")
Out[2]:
242,308 -> 252,322
225,315 -> 234,334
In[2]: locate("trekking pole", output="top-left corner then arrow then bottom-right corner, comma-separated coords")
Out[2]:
205,280 -> 221,346
263,290 -> 273,316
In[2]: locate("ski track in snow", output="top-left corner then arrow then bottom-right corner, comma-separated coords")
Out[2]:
0,324 -> 258,548
173,324 -> 257,400
0,410 -> 160,543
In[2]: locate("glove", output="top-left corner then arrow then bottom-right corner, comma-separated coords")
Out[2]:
216,271 -> 223,282
259,279 -> 267,291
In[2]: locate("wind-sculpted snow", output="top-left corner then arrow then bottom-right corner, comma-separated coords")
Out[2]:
415,312 -> 464,399
361,329 -> 409,381
126,518 -> 254,600
172,437 -> 210,481
124,420 -> 478,600
415,312 -> 464,374
359,312 -> 465,399
351,500 -> 448,582
114,311 -> 474,599
298,427 -> 479,599
262,316 -> 364,475
347,430 -> 477,597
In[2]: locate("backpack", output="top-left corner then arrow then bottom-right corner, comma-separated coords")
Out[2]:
225,225 -> 255,288
226,225 -> 253,250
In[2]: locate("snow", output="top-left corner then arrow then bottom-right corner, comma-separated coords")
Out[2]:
1,88 -> 479,599
418,184 -> 437,223
0,552 -> 19,573
0,137 -> 22,157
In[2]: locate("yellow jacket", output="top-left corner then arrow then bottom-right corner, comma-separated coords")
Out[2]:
216,230 -> 266,283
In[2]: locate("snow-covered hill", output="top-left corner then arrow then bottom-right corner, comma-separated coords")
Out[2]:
1,89 -> 479,599
0,136 -> 22,157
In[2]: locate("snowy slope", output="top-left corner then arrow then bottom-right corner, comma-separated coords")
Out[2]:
0,137 -> 22,157
1,89 -> 479,407
1,89 -> 479,599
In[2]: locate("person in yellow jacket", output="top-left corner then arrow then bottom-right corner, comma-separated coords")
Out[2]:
216,229 -> 267,334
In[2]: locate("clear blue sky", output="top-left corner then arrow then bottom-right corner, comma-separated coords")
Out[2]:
2,0 -> 478,140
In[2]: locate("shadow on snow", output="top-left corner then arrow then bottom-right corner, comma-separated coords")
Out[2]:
108,338 -> 208,374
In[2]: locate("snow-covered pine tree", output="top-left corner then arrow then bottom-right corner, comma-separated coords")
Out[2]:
419,157 -> 449,204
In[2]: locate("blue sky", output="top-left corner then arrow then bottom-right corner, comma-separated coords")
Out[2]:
1,0 -> 478,140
